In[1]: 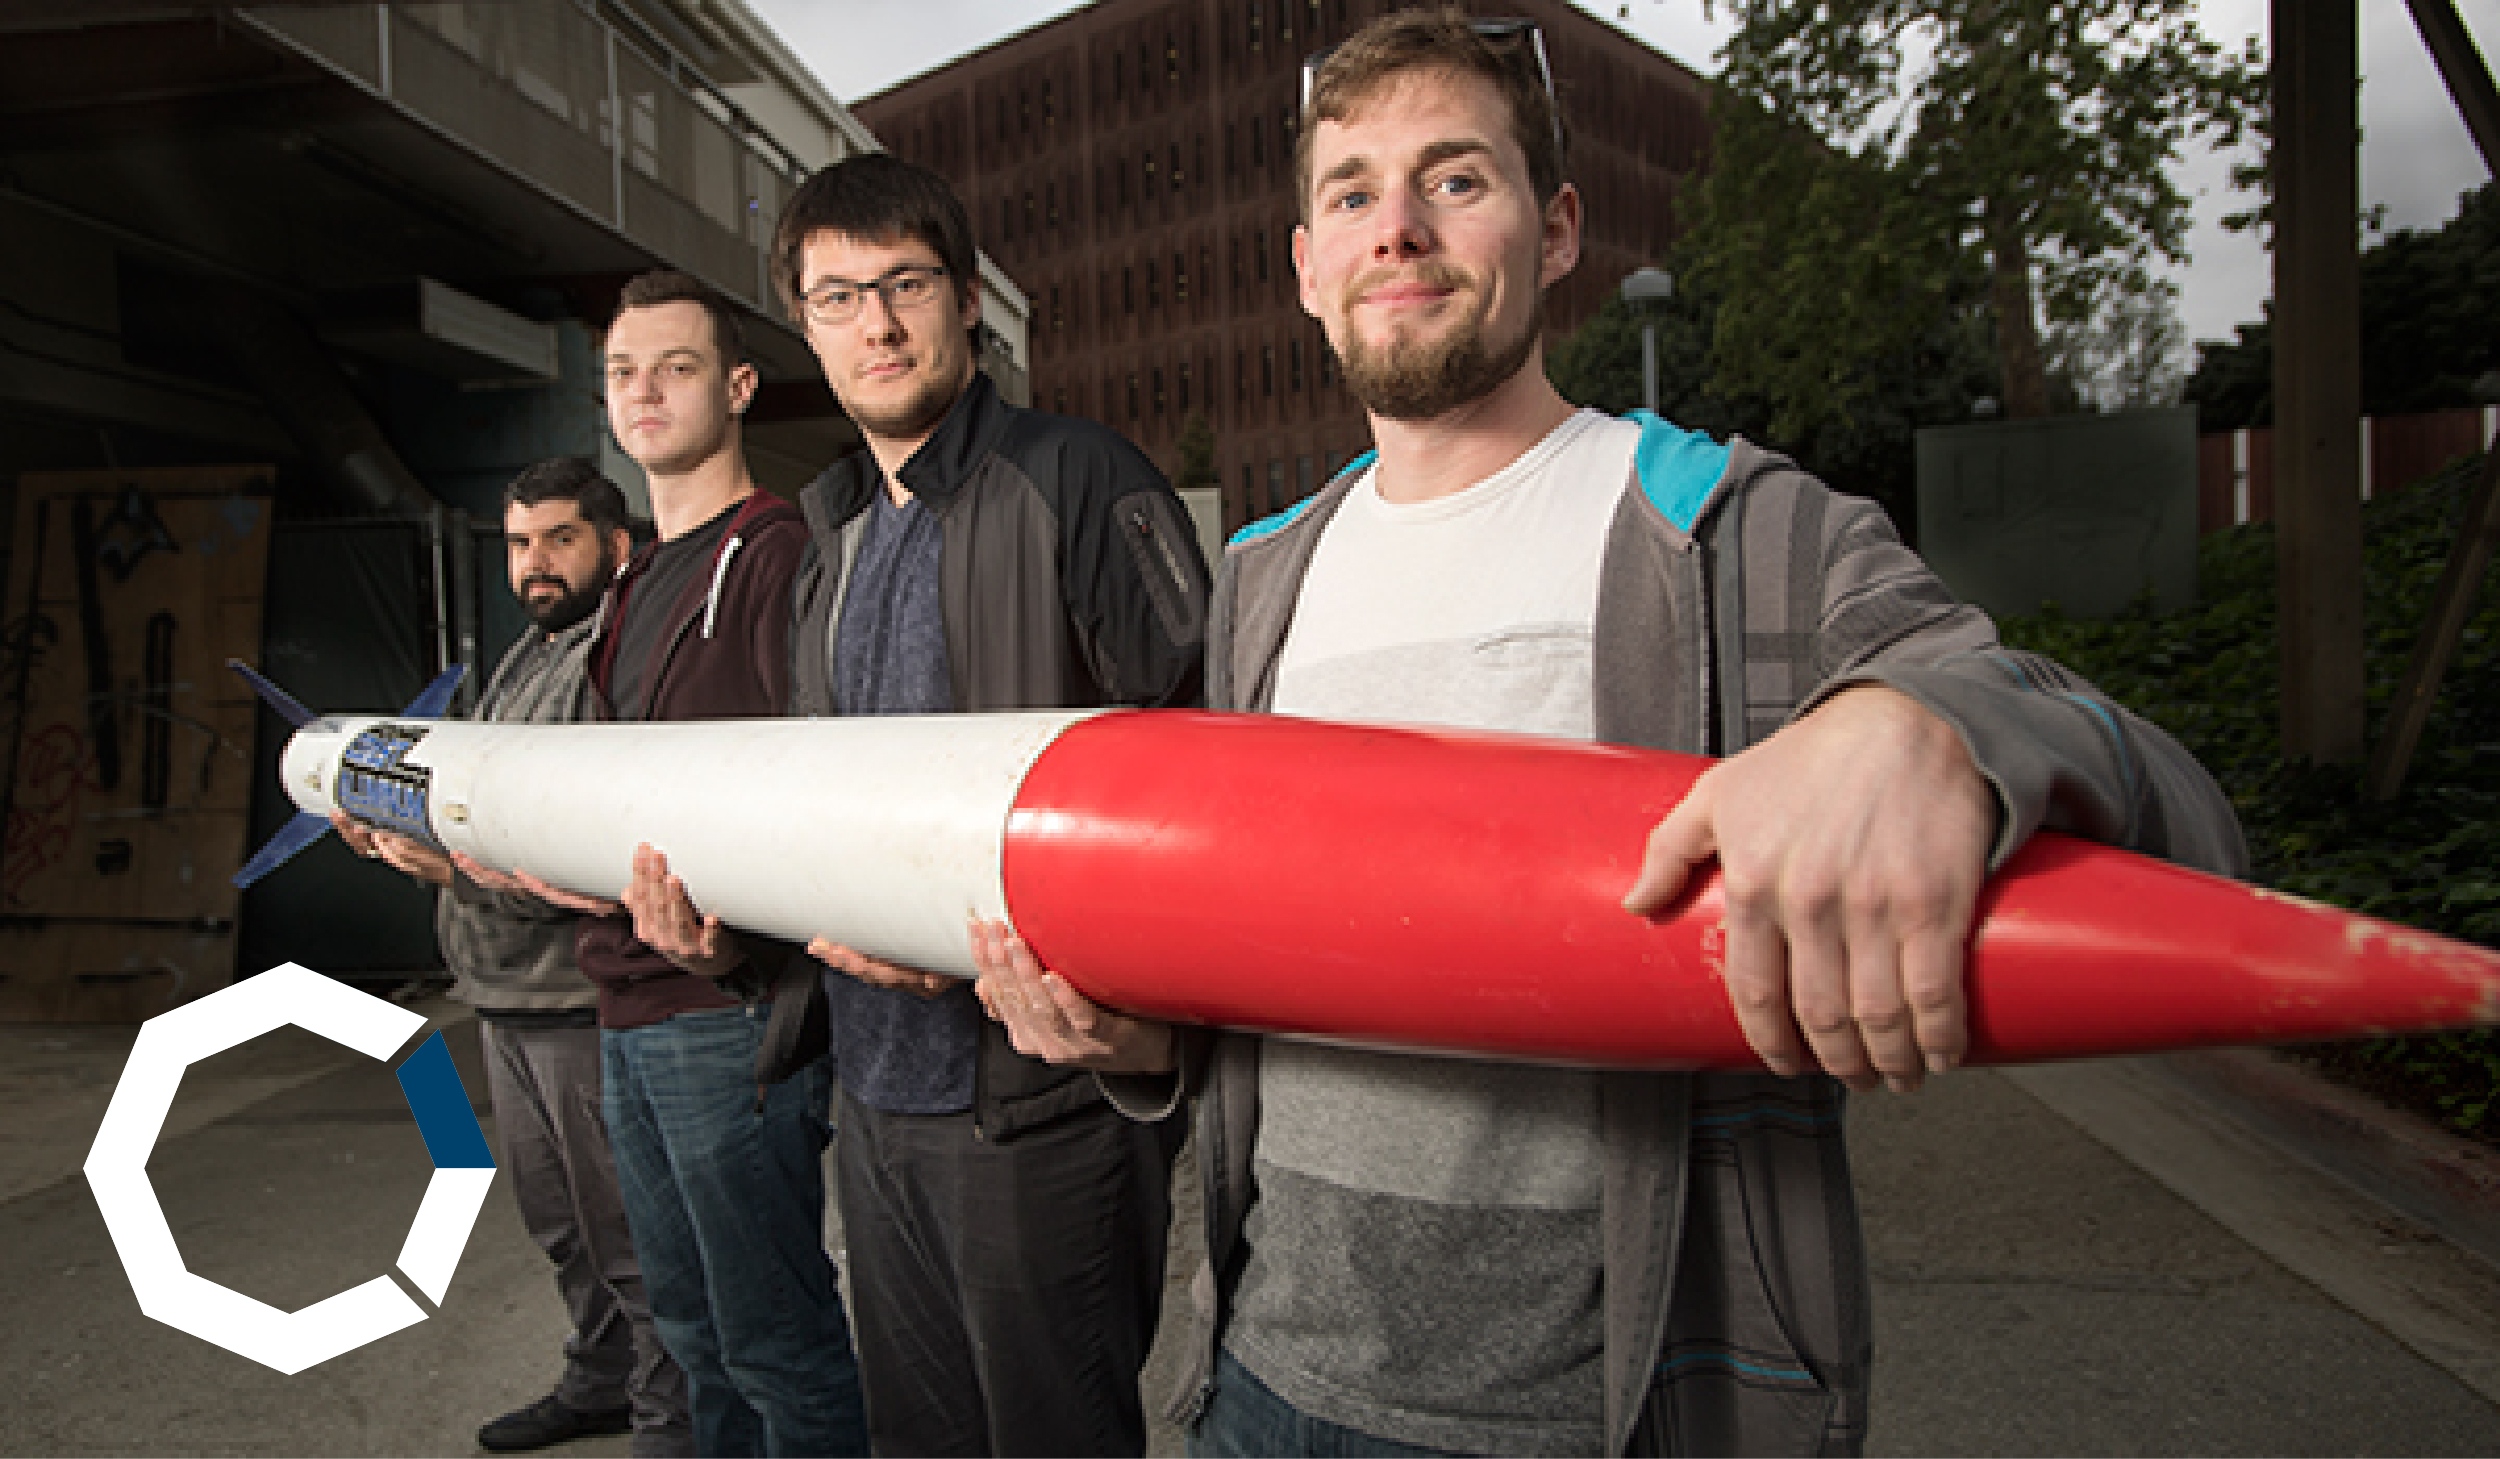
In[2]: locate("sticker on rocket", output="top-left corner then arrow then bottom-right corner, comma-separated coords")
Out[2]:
335,721 -> 436,843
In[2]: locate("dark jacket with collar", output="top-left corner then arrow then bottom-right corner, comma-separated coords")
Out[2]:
775,371 -> 1211,1138
577,489 -> 809,1030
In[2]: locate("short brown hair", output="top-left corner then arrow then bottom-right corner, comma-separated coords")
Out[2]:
769,152 -> 978,319
611,269 -> 748,366
1295,8 -> 1569,219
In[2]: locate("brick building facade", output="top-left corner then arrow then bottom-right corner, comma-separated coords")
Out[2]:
856,0 -> 1713,533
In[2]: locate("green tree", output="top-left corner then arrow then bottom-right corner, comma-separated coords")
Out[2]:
1548,261 -> 1995,537
2184,182 -> 2500,430
1174,410 -> 1218,494
1686,0 -> 2263,428
2045,275 -> 2189,411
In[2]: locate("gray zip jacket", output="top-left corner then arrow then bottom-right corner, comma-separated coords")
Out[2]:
435,617 -> 600,1015
1109,415 -> 2247,1456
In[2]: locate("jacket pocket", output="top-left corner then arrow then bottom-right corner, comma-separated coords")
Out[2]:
1114,489 -> 1207,650
1647,1123 -> 1851,1456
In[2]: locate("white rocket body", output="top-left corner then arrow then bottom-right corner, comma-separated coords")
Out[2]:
279,712 -> 1096,974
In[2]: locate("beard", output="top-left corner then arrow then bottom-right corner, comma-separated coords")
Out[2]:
844,353 -> 970,444
520,555 -> 614,634
1335,265 -> 1543,421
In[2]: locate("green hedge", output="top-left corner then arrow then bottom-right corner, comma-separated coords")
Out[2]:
1997,451 -> 2500,1141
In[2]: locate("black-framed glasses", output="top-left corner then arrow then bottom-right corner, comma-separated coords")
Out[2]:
798,264 -> 951,327
1299,18 -> 1562,164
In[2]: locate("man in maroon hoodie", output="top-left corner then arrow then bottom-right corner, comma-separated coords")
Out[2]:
486,270 -> 865,1458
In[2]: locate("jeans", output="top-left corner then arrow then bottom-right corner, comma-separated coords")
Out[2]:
602,1006 -> 866,1458
1190,1350 -> 1461,1459
481,1020 -> 689,1455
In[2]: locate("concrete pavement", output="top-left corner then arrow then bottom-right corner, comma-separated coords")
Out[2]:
2,1002 -> 2496,1455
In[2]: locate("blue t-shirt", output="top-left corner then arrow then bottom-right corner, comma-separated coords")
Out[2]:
825,487 -> 982,1114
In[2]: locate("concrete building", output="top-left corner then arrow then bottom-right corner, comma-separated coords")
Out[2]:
0,0 -> 1023,1017
854,0 -> 1713,535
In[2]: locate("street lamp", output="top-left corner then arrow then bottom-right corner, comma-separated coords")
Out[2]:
1619,266 -> 1675,415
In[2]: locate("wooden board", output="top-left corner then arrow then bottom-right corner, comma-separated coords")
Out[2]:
0,467 -> 274,1021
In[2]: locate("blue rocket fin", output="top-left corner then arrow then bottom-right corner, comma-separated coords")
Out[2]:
401,665 -> 465,719
232,811 -> 331,890
224,661 -> 466,889
227,658 -> 316,729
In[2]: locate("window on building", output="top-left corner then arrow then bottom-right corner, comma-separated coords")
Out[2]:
1225,122 -> 1236,176
1024,191 -> 1036,236
1170,142 -> 1182,192
1054,386 -> 1067,414
1290,338 -> 1304,393
1143,147 -> 1157,192
1241,464 -> 1258,518
1128,372 -> 1141,420
1235,347 -> 1247,405
1048,180 -> 1061,227
1019,88 -> 1030,132
1319,336 -> 1336,386
1123,265 -> 1134,314
1230,236 -> 1243,295
1179,361 -> 1193,411
1146,259 -> 1159,310
1249,2 -> 1262,52
1167,35 -> 1180,82
1200,248 -> 1214,307
1113,49 -> 1124,101
1174,252 -> 1189,304
1153,366 -> 1166,416
1267,459 -> 1286,512
1250,115 -> 1265,169
1262,344 -> 1275,397
1043,79 -> 1056,126
1254,229 -> 1269,284
1000,195 -> 1014,244
1278,0 -> 1293,42
1049,285 -> 1063,334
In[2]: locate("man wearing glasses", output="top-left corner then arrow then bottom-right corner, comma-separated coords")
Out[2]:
975,8 -> 2245,1456
636,152 -> 1208,1457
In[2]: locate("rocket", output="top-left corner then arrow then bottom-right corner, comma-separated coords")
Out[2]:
234,665 -> 2500,1070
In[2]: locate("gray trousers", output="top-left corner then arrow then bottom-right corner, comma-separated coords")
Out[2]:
837,1088 -> 1182,1457
481,1019 -> 692,1456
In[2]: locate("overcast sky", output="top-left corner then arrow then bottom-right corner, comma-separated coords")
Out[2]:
747,0 -> 2491,350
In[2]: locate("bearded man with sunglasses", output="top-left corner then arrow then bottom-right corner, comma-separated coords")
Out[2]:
972,9 -> 2247,1457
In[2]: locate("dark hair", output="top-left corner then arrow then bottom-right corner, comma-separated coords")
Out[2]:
1296,7 -> 1569,218
502,456 -> 631,538
611,269 -> 749,366
769,152 -> 978,317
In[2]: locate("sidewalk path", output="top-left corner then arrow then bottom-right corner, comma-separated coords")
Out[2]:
1,1012 -> 2494,1455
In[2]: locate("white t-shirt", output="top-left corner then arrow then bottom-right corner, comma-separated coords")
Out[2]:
1273,409 -> 1641,739
1232,409 -> 1644,1455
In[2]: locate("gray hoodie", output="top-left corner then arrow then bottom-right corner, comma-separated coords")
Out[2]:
1110,414 -> 2247,1456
